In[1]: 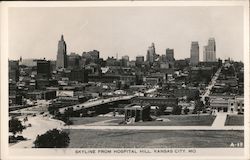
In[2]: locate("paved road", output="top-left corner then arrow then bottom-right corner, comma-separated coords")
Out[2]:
10,115 -> 64,148
62,124 -> 243,130
58,86 -> 160,114
58,95 -> 135,114
10,100 -> 50,114
201,67 -> 222,103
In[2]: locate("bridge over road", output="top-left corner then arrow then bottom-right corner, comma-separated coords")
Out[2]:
58,95 -> 136,114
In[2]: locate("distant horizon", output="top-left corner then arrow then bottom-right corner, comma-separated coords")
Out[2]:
9,6 -> 244,61
9,52 -> 242,63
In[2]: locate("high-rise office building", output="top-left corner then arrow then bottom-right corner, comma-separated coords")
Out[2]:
159,55 -> 166,63
82,50 -> 100,60
166,48 -> 174,62
165,48 -> 175,68
146,43 -> 156,64
9,60 -> 19,82
68,69 -> 89,83
56,35 -> 67,69
121,55 -> 129,67
122,55 -> 129,61
203,38 -> 216,62
67,52 -> 81,69
136,56 -> 144,63
36,59 -> 51,80
190,41 -> 199,65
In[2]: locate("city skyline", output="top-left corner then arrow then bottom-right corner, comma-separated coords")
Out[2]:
5,1 -> 246,154
11,36 -> 234,63
9,6 -> 244,61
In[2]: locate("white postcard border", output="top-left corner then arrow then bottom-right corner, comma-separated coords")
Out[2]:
1,1 -> 249,160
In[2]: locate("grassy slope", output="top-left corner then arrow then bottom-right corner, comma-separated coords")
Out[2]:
66,129 -> 243,148
70,115 -> 216,126
225,115 -> 244,126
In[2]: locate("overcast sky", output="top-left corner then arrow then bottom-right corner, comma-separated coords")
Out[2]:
8,6 -> 244,61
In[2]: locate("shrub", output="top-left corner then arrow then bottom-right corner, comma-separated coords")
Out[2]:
9,117 -> 25,136
183,107 -> 189,115
34,129 -> 70,148
172,105 -> 182,115
9,136 -> 17,143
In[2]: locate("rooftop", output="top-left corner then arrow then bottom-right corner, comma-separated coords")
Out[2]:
124,103 -> 150,110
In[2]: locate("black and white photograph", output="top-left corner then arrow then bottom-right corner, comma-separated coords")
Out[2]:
0,1 -> 249,159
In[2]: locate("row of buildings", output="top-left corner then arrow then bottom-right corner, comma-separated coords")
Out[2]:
8,35 -> 243,117
56,35 -> 217,70
209,60 -> 244,114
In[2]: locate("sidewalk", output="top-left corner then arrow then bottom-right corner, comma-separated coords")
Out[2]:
212,112 -> 227,128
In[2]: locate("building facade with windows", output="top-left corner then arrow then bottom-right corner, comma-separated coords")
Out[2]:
124,103 -> 151,122
203,38 -> 216,62
190,41 -> 199,65
146,43 -> 156,64
228,96 -> 244,113
210,96 -> 244,114
56,35 -> 67,69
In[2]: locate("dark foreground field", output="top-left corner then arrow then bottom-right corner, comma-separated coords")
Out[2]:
131,115 -> 216,126
70,115 -> 216,126
66,129 -> 243,148
225,115 -> 244,126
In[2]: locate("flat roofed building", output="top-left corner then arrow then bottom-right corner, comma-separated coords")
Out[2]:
67,53 -> 81,69
27,90 -> 56,100
203,38 -> 216,62
210,97 -> 229,112
36,60 -> 51,80
136,55 -> 144,63
190,41 -> 199,66
124,103 -> 151,122
210,96 -> 244,114
122,55 -> 129,61
228,96 -> 244,114
132,96 -> 178,115
9,60 -> 19,82
165,48 -> 175,68
19,59 -> 37,67
82,50 -> 100,60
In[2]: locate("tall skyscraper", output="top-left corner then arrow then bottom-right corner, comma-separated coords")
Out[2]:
56,35 -> 67,69
166,48 -> 174,62
166,48 -> 175,68
146,43 -> 156,64
190,41 -> 199,65
203,38 -> 216,62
